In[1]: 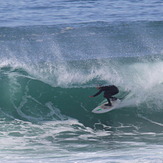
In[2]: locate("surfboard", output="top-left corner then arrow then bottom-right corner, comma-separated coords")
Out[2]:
92,99 -> 121,114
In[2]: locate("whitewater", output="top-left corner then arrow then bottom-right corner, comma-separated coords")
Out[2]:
0,0 -> 163,162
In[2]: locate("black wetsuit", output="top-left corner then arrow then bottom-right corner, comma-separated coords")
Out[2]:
92,85 -> 119,106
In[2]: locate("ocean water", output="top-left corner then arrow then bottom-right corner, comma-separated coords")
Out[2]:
0,0 -> 163,162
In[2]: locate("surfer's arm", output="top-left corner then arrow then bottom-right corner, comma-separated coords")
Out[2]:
91,89 -> 103,97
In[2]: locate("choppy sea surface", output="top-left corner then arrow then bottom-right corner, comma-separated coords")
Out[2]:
0,0 -> 163,162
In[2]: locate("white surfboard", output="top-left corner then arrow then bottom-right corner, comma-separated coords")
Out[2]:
92,99 -> 121,114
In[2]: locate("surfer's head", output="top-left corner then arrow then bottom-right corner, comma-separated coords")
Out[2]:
96,87 -> 100,90
96,85 -> 102,89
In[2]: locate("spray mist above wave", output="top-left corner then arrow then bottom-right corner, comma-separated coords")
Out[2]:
0,21 -> 163,59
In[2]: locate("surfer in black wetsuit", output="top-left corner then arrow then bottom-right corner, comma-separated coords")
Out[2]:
89,85 -> 119,106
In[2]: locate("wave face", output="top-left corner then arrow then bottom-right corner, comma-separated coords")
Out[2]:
0,21 -> 163,130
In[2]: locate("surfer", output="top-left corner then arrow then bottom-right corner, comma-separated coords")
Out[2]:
89,85 -> 119,106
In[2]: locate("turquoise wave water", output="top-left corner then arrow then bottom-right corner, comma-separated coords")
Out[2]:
1,56 -> 163,131
0,21 -> 163,162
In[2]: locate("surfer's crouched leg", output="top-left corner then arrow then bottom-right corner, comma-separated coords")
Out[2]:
104,98 -> 112,106
104,94 -> 112,106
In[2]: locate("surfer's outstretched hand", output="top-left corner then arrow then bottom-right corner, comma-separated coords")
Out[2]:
89,96 -> 94,98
